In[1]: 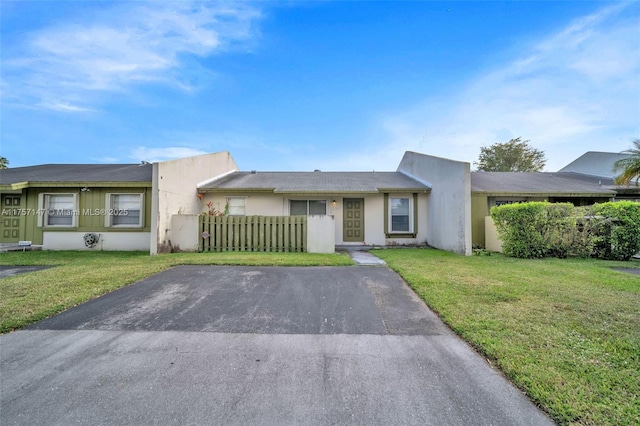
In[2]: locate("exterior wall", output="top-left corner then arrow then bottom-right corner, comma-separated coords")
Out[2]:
307,215 -> 335,253
4,186 -> 151,247
43,231 -> 150,251
153,152 -> 238,254
471,195 -> 489,247
397,152 -> 472,255
170,214 -> 200,252
484,216 -> 503,253
200,192 -> 429,247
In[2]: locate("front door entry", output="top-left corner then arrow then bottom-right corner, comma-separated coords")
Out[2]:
1,195 -> 22,243
343,198 -> 364,242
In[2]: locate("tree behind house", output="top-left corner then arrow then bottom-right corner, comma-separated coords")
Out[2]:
474,138 -> 546,172
613,139 -> 640,186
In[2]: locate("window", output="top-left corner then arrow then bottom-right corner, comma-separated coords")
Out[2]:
226,197 -> 246,216
289,200 -> 327,215
390,197 -> 412,233
42,194 -> 77,227
106,194 -> 143,228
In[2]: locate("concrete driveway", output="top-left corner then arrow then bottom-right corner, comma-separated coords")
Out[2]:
0,266 -> 553,425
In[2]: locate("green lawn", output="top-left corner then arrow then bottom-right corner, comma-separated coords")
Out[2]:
0,250 -> 353,333
374,248 -> 640,426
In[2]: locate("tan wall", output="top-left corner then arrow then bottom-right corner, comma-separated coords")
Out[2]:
152,152 -> 238,254
471,195 -> 489,247
484,216 -> 503,252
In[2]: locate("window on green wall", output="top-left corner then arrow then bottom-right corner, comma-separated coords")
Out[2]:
41,194 -> 78,227
106,194 -> 144,228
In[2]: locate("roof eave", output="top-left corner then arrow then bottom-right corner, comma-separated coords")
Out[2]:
471,190 -> 616,197
1,181 -> 152,189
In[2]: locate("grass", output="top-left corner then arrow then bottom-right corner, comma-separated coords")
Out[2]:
373,248 -> 640,426
0,250 -> 353,333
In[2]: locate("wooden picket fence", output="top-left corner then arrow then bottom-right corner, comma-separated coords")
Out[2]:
200,215 -> 307,252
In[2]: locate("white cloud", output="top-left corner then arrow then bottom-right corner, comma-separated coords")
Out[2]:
130,146 -> 208,163
333,2 -> 640,172
4,1 -> 261,112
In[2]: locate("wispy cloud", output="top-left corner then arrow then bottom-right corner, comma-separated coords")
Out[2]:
3,1 -> 261,112
332,2 -> 639,172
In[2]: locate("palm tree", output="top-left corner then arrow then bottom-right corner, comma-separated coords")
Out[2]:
613,139 -> 640,186
0,156 -> 8,169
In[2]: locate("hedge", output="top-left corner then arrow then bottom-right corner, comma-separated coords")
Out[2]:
490,201 -> 640,260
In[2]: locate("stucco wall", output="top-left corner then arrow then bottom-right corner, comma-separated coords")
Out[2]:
307,215 -> 335,253
170,214 -> 200,252
397,151 -> 472,255
43,231 -> 150,251
484,216 -> 503,253
152,152 -> 238,254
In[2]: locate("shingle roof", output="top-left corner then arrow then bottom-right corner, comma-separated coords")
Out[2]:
0,164 -> 153,186
471,172 -> 617,195
558,151 -> 629,178
199,171 -> 431,193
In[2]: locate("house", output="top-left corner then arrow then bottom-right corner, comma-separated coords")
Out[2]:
0,164 -> 153,250
470,172 -> 623,249
558,151 -> 630,179
158,150 -> 472,255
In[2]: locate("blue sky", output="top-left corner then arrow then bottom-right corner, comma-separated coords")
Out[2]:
1,1 -> 639,172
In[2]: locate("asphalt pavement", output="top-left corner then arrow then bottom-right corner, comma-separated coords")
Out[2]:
0,265 -> 554,425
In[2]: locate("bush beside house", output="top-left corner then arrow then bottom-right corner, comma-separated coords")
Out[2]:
491,201 -> 640,260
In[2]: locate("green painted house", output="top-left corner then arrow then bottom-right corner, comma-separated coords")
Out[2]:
0,164 -> 152,250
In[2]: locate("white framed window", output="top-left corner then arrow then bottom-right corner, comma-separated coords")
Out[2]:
106,193 -> 144,228
289,199 -> 327,216
389,197 -> 413,233
39,194 -> 78,227
226,197 -> 246,216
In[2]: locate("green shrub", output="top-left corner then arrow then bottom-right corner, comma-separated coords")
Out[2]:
490,201 -> 639,260
490,202 -> 553,258
588,201 -> 640,261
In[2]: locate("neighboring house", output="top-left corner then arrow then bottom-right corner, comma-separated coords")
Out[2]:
0,164 -> 153,250
470,172 -> 623,248
558,151 -> 630,179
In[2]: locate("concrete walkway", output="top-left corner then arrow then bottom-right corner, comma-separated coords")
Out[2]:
338,246 -> 387,266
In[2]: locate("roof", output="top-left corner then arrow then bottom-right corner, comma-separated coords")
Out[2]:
198,171 -> 431,194
558,151 -> 629,178
0,164 -> 153,189
471,172 -> 618,196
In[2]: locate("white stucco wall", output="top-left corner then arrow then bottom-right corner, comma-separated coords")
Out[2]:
152,152 -> 238,253
170,214 -> 200,252
397,151 -> 472,255
307,215 -> 335,253
43,232 -> 150,251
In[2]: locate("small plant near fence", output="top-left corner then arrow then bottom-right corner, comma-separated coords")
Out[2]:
491,201 -> 640,260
